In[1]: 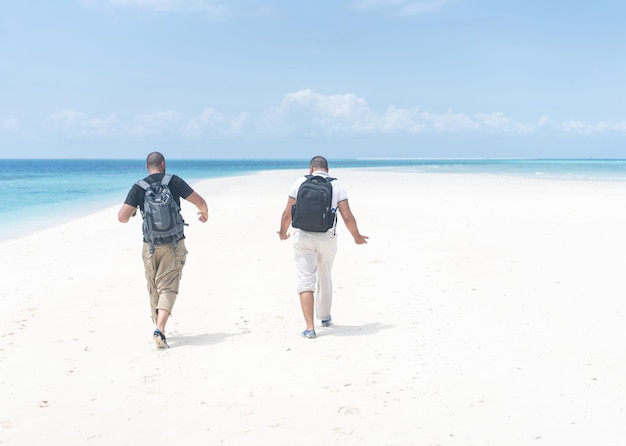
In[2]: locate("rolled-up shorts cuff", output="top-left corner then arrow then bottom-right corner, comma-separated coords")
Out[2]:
157,292 -> 177,315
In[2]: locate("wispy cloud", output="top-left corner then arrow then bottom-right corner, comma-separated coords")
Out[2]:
45,108 -> 248,137
0,118 -> 20,132
42,90 -> 626,140
560,120 -> 626,135
421,110 -> 534,133
79,0 -> 230,18
266,89 -> 532,135
187,108 -> 250,136
46,109 -> 121,136
46,109 -> 88,132
351,0 -> 449,16
251,6 -> 282,18
129,111 -> 187,136
273,89 -> 426,134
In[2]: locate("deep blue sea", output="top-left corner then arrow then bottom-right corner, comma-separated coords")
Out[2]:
1,158 -> 626,241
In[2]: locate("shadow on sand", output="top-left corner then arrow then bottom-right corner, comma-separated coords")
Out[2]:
320,322 -> 394,337
168,328 -> 251,347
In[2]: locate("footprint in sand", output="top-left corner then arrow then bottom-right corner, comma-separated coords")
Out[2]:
337,406 -> 360,415
333,427 -> 354,435
143,374 -> 158,383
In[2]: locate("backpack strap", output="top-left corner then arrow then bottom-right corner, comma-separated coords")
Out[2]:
161,174 -> 173,186
136,174 -> 171,190
135,179 -> 151,220
136,179 -> 151,190
306,174 -> 337,182
318,176 -> 338,233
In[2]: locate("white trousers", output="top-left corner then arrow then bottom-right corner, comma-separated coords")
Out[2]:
293,230 -> 337,321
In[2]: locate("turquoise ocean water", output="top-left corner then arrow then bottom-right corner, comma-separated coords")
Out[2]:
1,158 -> 625,241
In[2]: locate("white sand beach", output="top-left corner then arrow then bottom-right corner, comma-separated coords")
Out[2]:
1,169 -> 626,445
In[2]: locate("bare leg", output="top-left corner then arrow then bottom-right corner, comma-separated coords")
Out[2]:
299,291 -> 315,331
155,308 -> 170,334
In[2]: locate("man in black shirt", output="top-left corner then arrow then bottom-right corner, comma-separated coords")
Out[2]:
118,152 -> 208,348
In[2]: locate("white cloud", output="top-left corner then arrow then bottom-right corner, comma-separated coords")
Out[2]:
281,89 -> 370,119
269,89 -> 421,135
41,91 -> 626,141
538,115 -> 552,128
46,109 -> 121,136
82,114 -> 120,136
267,89 -> 531,136
187,108 -> 222,133
353,106 -> 425,133
421,110 -> 475,132
45,108 -> 247,138
264,89 -> 373,136
420,110 -> 534,133
46,109 -> 88,133
351,0 -> 449,16
47,109 -> 88,129
561,120 -> 626,135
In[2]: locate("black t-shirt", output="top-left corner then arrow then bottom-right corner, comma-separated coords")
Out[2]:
124,173 -> 194,212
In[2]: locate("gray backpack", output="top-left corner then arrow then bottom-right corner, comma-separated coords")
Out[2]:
136,174 -> 186,253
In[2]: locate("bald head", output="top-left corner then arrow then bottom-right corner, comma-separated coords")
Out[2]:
146,152 -> 166,173
309,156 -> 329,171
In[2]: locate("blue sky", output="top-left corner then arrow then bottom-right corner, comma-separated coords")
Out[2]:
1,0 -> 625,159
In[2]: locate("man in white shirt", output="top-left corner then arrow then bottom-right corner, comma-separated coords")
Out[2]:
278,156 -> 368,339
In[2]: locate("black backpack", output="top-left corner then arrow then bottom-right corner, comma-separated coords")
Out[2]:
291,174 -> 337,232
136,174 -> 187,253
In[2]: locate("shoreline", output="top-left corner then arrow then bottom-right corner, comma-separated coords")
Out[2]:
0,170 -> 295,243
2,166 -> 626,244
2,157 -> 626,244
2,170 -> 626,444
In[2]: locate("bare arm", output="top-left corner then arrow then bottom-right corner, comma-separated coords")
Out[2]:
278,197 -> 296,240
337,200 -> 368,244
118,204 -> 138,223
185,191 -> 209,222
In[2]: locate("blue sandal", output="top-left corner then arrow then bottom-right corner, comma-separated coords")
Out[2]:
301,329 -> 317,339
153,329 -> 170,348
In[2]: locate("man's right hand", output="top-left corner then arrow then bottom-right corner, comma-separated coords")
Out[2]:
354,235 -> 369,244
